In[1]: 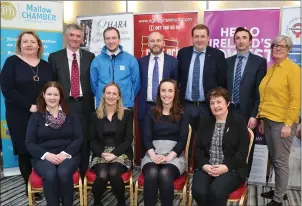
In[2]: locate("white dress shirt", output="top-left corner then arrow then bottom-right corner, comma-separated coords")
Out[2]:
147,52 -> 165,102
66,47 -> 83,97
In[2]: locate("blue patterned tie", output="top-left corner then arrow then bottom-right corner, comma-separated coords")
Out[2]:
152,56 -> 159,101
191,52 -> 202,101
233,56 -> 244,104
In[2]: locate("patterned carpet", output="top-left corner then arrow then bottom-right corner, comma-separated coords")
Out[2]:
0,166 -> 301,206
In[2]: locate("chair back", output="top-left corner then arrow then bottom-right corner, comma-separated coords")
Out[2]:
246,128 -> 254,163
185,125 -> 192,171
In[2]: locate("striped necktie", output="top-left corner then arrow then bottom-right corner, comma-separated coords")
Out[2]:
152,56 -> 159,101
232,56 -> 244,104
191,52 -> 203,101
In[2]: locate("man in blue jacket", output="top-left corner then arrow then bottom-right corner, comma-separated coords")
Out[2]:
90,27 -> 140,109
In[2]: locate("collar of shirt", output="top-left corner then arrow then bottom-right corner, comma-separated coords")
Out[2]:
274,58 -> 290,68
46,105 -> 63,112
106,47 -> 120,56
150,51 -> 164,61
66,47 -> 80,60
236,51 -> 250,59
193,47 -> 207,54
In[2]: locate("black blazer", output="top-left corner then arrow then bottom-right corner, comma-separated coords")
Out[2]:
137,53 -> 178,120
48,48 -> 95,116
194,111 -> 250,179
89,109 -> 134,161
227,53 -> 267,121
177,46 -> 227,104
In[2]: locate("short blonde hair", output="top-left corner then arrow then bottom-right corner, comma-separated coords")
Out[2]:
271,35 -> 293,50
16,31 -> 43,58
96,83 -> 125,120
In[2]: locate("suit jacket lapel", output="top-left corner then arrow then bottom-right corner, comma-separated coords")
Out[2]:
228,56 -> 236,95
163,53 -> 169,78
240,54 -> 253,84
144,55 -> 151,90
62,49 -> 70,86
79,49 -> 85,90
184,48 -> 193,81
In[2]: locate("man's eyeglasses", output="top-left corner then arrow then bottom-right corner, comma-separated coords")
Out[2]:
272,44 -> 288,50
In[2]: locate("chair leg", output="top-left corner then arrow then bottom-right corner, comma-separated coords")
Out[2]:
28,181 -> 34,206
129,174 -> 133,206
134,181 -> 138,206
78,177 -> 83,206
239,188 -> 248,206
181,179 -> 188,206
83,177 -> 88,206
188,190 -> 192,206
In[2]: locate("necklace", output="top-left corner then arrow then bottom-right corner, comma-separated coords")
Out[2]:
29,64 -> 39,81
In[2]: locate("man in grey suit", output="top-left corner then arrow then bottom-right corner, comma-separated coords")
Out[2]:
48,23 -> 95,179
227,27 -> 267,175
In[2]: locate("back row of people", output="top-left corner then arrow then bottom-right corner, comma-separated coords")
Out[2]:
0,22 -> 300,206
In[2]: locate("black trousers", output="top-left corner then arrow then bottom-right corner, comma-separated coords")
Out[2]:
18,153 -> 32,195
68,99 -> 90,179
192,169 -> 244,206
33,156 -> 80,206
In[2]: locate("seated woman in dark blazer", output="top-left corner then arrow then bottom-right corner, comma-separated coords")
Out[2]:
26,81 -> 83,206
191,87 -> 250,206
141,79 -> 189,206
89,83 -> 133,206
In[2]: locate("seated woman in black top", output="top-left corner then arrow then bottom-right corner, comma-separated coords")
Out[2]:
191,87 -> 250,206
141,79 -> 189,206
89,83 -> 133,206
26,81 -> 83,206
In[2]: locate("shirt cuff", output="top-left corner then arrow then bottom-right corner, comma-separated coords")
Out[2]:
41,152 -> 49,160
61,151 -> 72,159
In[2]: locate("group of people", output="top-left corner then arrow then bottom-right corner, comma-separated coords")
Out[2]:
0,22 -> 300,206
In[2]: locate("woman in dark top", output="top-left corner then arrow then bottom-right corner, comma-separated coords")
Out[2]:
89,83 -> 133,206
0,31 -> 52,199
191,87 -> 250,206
141,79 -> 189,206
26,81 -> 83,206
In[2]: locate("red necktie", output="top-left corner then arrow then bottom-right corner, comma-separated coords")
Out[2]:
71,53 -> 80,98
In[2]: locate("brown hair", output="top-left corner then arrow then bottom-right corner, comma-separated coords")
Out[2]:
16,31 -> 43,58
103,27 -> 121,39
96,82 -> 125,120
36,81 -> 69,113
234,27 -> 253,41
207,87 -> 231,103
153,79 -> 183,121
191,24 -> 210,37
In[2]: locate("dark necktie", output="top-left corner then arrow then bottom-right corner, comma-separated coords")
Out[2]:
191,52 -> 202,101
232,56 -> 244,104
152,56 -> 159,102
71,53 -> 80,98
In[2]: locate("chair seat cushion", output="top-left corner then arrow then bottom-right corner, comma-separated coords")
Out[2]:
86,168 -> 131,183
29,169 -> 79,189
228,182 -> 246,200
138,171 -> 188,190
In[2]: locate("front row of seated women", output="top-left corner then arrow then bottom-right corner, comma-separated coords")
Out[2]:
25,79 -> 249,206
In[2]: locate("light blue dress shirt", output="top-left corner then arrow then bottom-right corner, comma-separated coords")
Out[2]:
185,48 -> 206,101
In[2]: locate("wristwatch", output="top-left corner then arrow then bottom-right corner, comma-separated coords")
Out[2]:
284,124 -> 291,127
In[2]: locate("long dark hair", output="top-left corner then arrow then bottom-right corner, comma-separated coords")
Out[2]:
36,81 -> 69,113
153,79 -> 183,121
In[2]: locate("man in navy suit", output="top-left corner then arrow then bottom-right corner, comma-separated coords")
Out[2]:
227,27 -> 267,176
177,24 -> 227,136
138,31 -> 178,157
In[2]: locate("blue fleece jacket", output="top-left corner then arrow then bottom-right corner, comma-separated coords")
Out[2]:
90,45 -> 140,108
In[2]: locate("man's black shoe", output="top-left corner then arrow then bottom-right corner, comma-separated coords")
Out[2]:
261,190 -> 288,200
267,200 -> 282,206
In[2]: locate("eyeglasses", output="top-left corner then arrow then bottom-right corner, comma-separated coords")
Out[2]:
272,44 -> 288,50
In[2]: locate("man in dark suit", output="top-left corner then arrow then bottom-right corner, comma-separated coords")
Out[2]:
177,24 -> 227,139
226,27 -> 267,175
48,23 -> 95,179
138,31 -> 178,157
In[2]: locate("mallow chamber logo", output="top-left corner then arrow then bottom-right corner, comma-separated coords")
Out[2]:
1,1 -> 16,20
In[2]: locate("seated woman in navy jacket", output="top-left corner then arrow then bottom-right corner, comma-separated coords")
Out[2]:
89,83 -> 133,206
191,87 -> 250,206
141,79 -> 189,206
26,81 -> 83,206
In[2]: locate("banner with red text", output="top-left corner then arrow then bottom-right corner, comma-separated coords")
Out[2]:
204,8 -> 280,67
133,12 -> 198,165
134,11 -> 198,58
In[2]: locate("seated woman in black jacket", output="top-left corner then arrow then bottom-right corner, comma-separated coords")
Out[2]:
141,79 -> 189,206
191,87 -> 250,206
26,81 -> 83,206
89,83 -> 133,206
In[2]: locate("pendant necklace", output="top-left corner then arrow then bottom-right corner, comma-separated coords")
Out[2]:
29,64 -> 39,81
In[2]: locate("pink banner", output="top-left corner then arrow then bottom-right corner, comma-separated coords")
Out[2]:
204,9 -> 280,67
